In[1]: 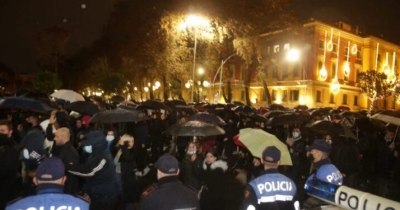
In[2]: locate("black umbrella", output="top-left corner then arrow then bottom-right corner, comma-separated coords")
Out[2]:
233,105 -> 256,114
164,100 -> 186,108
142,99 -> 167,110
174,105 -> 198,115
65,101 -> 99,116
232,101 -> 245,106
340,111 -> 365,119
308,120 -> 358,140
266,113 -> 301,126
188,113 -> 226,125
163,120 -> 225,137
307,120 -> 332,134
267,104 -> 286,111
110,95 -> 125,103
264,110 -> 287,118
293,105 -> 308,111
353,118 -> 387,132
90,109 -> 150,123
330,123 -> 358,140
0,97 -> 52,111
249,114 -> 267,122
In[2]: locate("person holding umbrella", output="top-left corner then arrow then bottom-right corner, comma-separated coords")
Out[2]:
242,146 -> 298,210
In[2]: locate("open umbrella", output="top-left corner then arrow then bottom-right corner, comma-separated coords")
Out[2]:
268,104 -> 286,111
174,105 -> 198,115
90,109 -> 150,123
308,120 -> 358,140
371,111 -> 400,126
266,113 -> 302,126
249,113 -> 267,122
264,110 -> 287,118
50,89 -> 85,102
164,100 -> 186,108
238,128 -> 292,165
233,134 -> 246,148
163,120 -> 225,137
142,99 -> 167,110
187,113 -> 226,125
110,95 -> 125,103
65,101 -> 99,116
0,97 -> 52,111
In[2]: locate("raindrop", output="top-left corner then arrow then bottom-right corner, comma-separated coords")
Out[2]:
81,4 -> 86,9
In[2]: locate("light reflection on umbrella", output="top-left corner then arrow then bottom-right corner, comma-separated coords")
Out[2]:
163,120 -> 225,137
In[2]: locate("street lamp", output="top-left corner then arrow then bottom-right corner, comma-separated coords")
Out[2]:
179,15 -> 212,102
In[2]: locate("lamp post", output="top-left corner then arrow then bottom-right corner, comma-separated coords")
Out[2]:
179,15 -> 212,102
212,53 -> 236,103
185,68 -> 210,102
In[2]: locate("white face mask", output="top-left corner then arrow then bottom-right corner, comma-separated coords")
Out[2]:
106,135 -> 114,142
292,132 -> 300,138
22,149 -> 30,159
187,150 -> 196,155
327,140 -> 332,145
84,145 -> 92,153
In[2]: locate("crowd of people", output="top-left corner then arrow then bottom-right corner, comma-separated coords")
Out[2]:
0,101 -> 399,210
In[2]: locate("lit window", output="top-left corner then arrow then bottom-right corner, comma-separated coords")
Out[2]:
342,94 -> 347,105
330,93 -> 335,103
290,90 -> 299,101
316,91 -> 322,102
354,96 -> 358,106
284,43 -> 290,51
274,45 -> 280,53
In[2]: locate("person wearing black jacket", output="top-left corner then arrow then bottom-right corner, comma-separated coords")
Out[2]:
180,142 -> 203,190
53,127 -> 80,195
0,120 -> 19,209
69,130 -> 117,210
111,134 -> 140,209
140,154 -> 200,210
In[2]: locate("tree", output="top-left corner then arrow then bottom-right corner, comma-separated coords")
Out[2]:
34,71 -> 62,94
358,70 -> 395,113
36,26 -> 70,79
100,73 -> 127,95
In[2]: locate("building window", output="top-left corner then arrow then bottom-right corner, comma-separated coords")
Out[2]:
342,94 -> 348,105
330,93 -> 335,103
290,90 -> 299,101
332,63 -> 337,78
318,61 -> 323,70
283,64 -> 288,78
344,47 -> 349,61
293,64 -> 299,77
344,74 -> 349,82
356,68 -> 360,83
377,54 -> 381,61
273,64 -> 278,78
332,44 -> 337,53
318,40 -> 324,49
274,45 -> 280,53
271,90 -> 276,100
356,50 -> 362,60
354,96 -> 358,106
316,91 -> 322,102
282,90 -> 288,101
284,43 -> 290,51
240,90 -> 245,101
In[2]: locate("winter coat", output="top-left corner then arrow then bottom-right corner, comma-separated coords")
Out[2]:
200,160 -> 228,210
0,136 -> 19,209
180,154 -> 204,190
112,145 -> 140,203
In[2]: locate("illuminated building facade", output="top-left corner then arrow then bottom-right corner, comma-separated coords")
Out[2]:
202,19 -> 400,110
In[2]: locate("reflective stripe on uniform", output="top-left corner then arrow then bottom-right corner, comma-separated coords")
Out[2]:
258,194 -> 294,204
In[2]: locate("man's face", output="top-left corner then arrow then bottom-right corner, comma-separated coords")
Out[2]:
160,114 -> 166,120
54,130 -> 65,145
310,149 -> 322,163
385,132 -> 394,141
293,128 -> 301,135
0,125 -> 12,137
76,120 -> 82,128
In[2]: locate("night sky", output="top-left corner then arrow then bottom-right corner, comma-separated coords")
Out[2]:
0,0 -> 399,73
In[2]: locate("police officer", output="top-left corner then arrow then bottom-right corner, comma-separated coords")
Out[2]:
140,154 -> 200,210
242,146 -> 299,210
6,157 -> 89,210
304,139 -> 343,209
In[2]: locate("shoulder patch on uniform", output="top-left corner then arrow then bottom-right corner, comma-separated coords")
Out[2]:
244,190 -> 250,199
142,185 -> 157,196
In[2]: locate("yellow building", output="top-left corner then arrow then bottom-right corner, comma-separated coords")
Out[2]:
202,19 -> 400,110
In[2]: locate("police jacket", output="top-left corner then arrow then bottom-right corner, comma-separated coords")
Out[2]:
6,184 -> 89,210
69,141 -> 117,202
306,158 -> 343,185
140,175 -> 200,210
242,168 -> 298,210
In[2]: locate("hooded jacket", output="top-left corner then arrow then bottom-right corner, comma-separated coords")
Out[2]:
200,160 -> 228,210
68,131 -> 117,202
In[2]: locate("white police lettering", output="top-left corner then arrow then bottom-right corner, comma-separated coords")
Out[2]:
22,207 -> 81,210
326,170 -> 342,183
257,181 -> 292,194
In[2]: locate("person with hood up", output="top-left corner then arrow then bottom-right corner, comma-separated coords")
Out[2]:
68,130 -> 117,210
200,149 -> 228,210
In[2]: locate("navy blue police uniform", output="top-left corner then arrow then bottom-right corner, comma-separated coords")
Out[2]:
242,146 -> 298,210
140,154 -> 200,210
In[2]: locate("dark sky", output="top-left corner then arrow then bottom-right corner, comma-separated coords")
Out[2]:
0,0 -> 399,73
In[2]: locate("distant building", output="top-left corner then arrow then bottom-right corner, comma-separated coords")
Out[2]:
0,64 -> 35,94
194,19 -> 400,110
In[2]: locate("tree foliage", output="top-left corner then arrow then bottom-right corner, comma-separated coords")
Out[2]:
100,73 -> 127,95
34,71 -> 62,94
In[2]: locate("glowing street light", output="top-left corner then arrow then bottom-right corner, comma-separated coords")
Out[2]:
287,49 -> 300,61
198,68 -> 204,75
